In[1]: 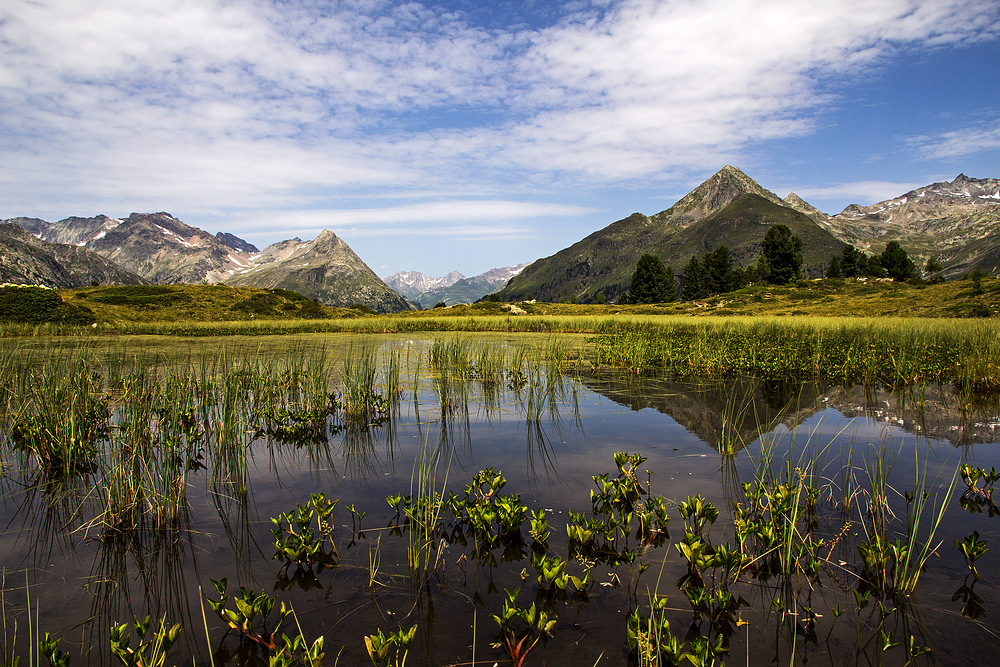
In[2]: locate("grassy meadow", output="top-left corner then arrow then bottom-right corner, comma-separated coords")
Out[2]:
50,273 -> 1000,327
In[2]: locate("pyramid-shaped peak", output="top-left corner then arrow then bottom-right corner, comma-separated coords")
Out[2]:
311,229 -> 347,249
702,166 -> 773,197
663,166 -> 783,224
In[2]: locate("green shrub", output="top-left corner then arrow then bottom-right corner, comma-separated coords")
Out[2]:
230,292 -> 282,316
0,285 -> 93,324
966,303 -> 993,318
0,285 -> 63,322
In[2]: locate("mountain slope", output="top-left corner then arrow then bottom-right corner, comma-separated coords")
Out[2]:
651,165 -> 785,225
823,174 -> 1000,275
226,230 -> 416,313
0,223 -> 146,288
7,213 -> 414,313
496,167 -> 845,304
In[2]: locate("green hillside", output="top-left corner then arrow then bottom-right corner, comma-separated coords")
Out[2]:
496,193 -> 847,304
55,284 -> 365,323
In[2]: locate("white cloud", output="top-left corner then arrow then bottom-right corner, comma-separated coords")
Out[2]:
788,181 -> 925,205
908,120 -> 1000,160
0,0 -> 997,227
224,200 -> 596,243
493,0 -> 1000,179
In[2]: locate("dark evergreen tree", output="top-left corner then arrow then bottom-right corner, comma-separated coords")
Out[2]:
758,224 -> 803,285
626,253 -> 675,303
924,256 -> 943,276
731,266 -> 750,290
662,264 -> 675,301
841,245 -> 864,278
681,255 -> 706,300
860,254 -> 887,278
703,246 -> 737,294
826,255 -> 842,278
879,241 -> 918,281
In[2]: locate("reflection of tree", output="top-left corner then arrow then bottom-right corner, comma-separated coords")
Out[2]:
579,372 -> 820,454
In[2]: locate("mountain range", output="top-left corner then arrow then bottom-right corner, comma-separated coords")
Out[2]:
4,212 -> 415,313
385,264 -> 528,308
3,167 -> 998,310
226,230 -> 413,313
496,167 -> 1000,304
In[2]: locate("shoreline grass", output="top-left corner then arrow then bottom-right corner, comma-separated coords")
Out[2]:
4,314 -> 999,391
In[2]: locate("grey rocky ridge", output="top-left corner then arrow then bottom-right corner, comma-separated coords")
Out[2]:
818,174 -> 1000,276
15,212 -> 253,284
226,230 -> 415,313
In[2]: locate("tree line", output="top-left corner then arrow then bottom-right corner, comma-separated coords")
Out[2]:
623,225 -> 933,304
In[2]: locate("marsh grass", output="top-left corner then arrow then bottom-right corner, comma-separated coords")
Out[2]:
407,431 -> 452,574
3,350 -> 110,476
593,317 -> 1000,391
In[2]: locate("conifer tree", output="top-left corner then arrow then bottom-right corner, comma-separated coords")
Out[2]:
841,245 -> 864,278
703,246 -> 737,294
681,255 -> 706,300
879,241 -> 918,281
826,255 -> 842,278
626,253 -> 675,303
758,225 -> 803,285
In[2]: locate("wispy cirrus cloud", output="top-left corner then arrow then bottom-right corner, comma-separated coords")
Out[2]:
787,181 -> 926,207
908,120 -> 1000,160
226,199 -> 596,235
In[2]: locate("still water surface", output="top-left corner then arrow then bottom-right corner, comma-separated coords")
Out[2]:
2,334 -> 999,665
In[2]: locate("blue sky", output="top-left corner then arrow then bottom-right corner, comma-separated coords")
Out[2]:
1,0 -> 998,278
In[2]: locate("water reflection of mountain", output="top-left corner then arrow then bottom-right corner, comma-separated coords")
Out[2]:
579,371 -> 1000,450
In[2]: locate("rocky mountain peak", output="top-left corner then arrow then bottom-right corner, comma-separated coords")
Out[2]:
309,230 -> 349,254
216,232 -> 258,254
659,165 -> 784,226
782,193 -> 828,222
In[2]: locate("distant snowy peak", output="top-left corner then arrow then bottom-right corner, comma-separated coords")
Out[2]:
475,263 -> 528,284
384,270 -> 465,299
397,263 -> 531,308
